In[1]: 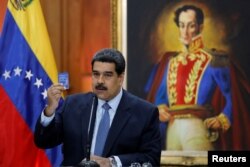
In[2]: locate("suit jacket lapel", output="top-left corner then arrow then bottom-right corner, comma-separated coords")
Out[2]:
80,94 -> 98,152
103,91 -> 133,156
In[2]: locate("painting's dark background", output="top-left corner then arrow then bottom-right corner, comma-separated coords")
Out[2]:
127,0 -> 250,99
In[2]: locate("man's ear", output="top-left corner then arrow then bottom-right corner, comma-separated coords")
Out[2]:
119,72 -> 125,84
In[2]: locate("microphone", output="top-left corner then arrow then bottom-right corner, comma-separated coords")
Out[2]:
77,95 -> 100,167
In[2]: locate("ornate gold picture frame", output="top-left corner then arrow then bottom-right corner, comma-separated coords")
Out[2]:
112,0 -> 250,165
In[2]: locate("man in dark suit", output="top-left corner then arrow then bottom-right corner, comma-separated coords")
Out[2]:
34,48 -> 161,166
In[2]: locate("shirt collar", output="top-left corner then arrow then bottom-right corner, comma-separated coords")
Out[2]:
182,34 -> 204,53
97,89 -> 123,112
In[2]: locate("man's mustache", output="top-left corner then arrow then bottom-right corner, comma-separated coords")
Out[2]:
95,84 -> 107,90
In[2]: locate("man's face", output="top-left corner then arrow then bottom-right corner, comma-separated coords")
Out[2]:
92,61 -> 124,101
178,9 -> 202,45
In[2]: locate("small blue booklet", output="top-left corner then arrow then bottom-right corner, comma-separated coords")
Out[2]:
58,72 -> 69,89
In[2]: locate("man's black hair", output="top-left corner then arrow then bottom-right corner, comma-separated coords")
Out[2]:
174,5 -> 204,27
91,48 -> 125,75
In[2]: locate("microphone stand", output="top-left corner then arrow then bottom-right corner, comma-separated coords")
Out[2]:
77,96 -> 100,167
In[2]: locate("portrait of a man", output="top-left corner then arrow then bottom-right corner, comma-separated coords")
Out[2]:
127,0 -> 250,151
148,4 -> 232,151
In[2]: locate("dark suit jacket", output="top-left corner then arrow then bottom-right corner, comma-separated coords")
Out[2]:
34,90 -> 161,166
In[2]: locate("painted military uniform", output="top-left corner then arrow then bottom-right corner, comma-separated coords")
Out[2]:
154,35 -> 232,150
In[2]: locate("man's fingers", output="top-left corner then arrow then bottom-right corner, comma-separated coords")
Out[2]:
205,118 -> 215,128
48,84 -> 65,96
205,117 -> 221,130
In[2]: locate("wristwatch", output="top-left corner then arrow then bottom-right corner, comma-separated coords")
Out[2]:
109,156 -> 117,167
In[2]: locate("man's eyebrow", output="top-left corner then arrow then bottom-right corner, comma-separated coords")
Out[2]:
92,70 -> 113,74
104,71 -> 114,74
179,21 -> 196,24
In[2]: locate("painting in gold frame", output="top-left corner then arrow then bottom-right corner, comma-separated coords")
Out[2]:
112,0 -> 250,165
